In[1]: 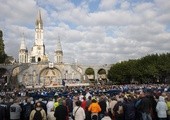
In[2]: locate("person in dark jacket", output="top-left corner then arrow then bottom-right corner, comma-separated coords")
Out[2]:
98,95 -> 107,120
5,98 -> 14,120
54,98 -> 68,120
39,98 -> 47,116
147,94 -> 158,120
113,98 -> 124,120
123,96 -> 136,120
22,98 -> 34,120
85,96 -> 92,120
0,100 -> 6,120
135,93 -> 152,120
65,95 -> 73,116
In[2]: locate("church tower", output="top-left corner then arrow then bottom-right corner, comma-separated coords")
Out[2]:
54,36 -> 63,63
30,10 -> 47,63
19,34 -> 28,63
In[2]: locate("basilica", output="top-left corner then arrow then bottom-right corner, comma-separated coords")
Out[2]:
0,11 -> 111,88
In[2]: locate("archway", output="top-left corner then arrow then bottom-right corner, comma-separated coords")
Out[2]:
40,67 -> 62,86
11,67 -> 20,87
98,68 -> 107,84
85,68 -> 95,82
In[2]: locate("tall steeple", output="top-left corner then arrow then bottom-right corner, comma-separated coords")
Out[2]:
56,36 -> 62,51
35,10 -> 43,29
19,33 -> 28,63
35,9 -> 44,46
54,36 -> 63,63
20,33 -> 26,50
30,9 -> 47,63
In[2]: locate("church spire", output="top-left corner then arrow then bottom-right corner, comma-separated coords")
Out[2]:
35,9 -> 43,29
19,33 -> 28,63
34,9 -> 44,46
56,36 -> 62,52
20,33 -> 27,50
54,36 -> 63,63
30,10 -> 47,63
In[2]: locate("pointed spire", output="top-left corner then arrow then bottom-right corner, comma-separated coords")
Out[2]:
20,33 -> 26,50
56,36 -> 62,51
36,9 -> 43,29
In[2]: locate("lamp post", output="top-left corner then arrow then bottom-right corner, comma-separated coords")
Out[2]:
63,70 -> 68,86
65,70 -> 68,80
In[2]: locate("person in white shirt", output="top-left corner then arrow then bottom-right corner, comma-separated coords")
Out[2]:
85,89 -> 92,100
109,96 -> 117,115
73,100 -> 85,120
101,112 -> 112,120
10,98 -> 22,120
46,98 -> 55,120
156,96 -> 168,119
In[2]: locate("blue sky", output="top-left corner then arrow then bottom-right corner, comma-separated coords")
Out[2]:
0,0 -> 170,65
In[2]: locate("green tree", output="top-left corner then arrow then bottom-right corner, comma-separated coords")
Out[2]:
108,62 -> 125,84
0,30 -> 7,63
108,53 -> 170,84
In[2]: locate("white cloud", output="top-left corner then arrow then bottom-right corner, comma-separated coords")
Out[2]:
0,0 -> 37,26
120,1 -> 130,10
99,0 -> 115,10
155,0 -> 170,12
0,0 -> 170,65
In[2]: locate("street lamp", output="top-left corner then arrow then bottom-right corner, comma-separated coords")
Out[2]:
65,70 -> 68,80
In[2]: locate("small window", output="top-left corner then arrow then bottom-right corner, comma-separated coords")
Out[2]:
32,57 -> 36,63
38,57 -> 41,62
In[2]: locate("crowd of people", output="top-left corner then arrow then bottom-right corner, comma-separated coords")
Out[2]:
0,84 -> 170,120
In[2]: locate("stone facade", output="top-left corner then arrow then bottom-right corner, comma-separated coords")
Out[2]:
0,63 -> 111,88
0,10 -> 111,88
